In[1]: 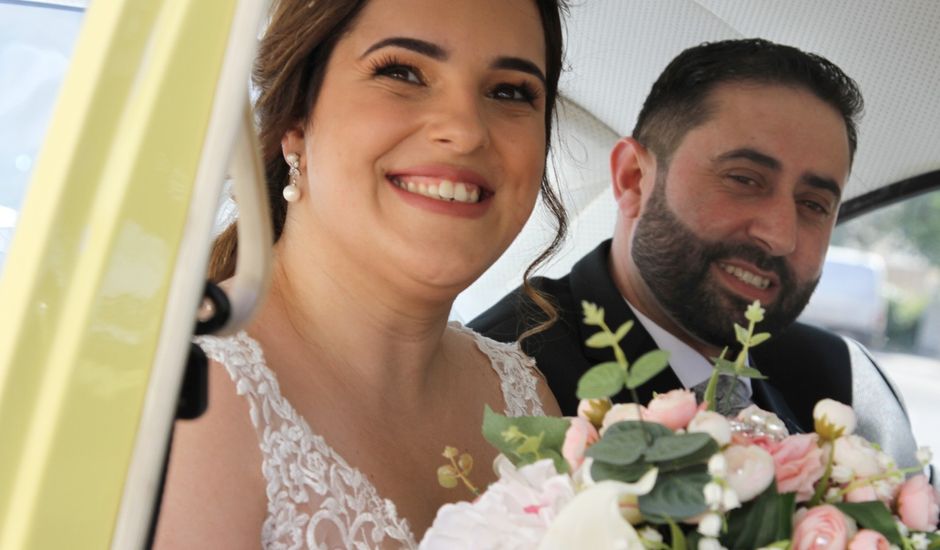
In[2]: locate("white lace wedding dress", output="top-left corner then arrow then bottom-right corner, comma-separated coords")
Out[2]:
195,322 -> 547,549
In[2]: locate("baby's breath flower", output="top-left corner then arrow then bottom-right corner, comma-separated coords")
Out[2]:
698,536 -> 727,550
910,532 -> 928,550
708,454 -> 728,477
896,519 -> 910,537
721,488 -> 741,511
825,487 -> 842,501
698,513 -> 723,538
875,479 -> 897,502
831,464 -> 853,484
916,446 -> 933,466
704,482 -> 724,509
877,451 -> 896,471
638,526 -> 663,543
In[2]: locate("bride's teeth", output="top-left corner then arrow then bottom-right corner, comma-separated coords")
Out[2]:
393,177 -> 481,204
454,183 -> 468,202
438,180 -> 455,200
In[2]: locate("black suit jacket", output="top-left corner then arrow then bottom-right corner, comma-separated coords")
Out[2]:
470,240 -> 859,434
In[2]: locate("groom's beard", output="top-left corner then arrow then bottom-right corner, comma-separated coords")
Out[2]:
630,175 -> 820,348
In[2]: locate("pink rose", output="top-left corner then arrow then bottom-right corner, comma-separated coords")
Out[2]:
848,529 -> 890,550
792,504 -> 856,550
723,445 -> 775,502
645,389 -> 699,431
844,485 -> 878,503
562,417 -> 599,471
600,403 -> 647,434
896,474 -> 940,532
768,434 -> 826,502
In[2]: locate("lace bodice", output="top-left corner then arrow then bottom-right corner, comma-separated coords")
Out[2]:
195,323 -> 546,549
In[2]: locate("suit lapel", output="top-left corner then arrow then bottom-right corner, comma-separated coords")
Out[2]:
568,241 -> 682,405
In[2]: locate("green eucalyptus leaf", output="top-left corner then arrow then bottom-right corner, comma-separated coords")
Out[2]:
576,362 -> 624,399
834,502 -> 903,546
437,465 -> 458,488
585,331 -> 616,349
481,405 -> 571,472
582,301 -> 605,326
654,437 -> 720,473
644,432 -> 713,462
590,459 -> 652,483
639,468 -> 710,520
585,426 -> 649,465
613,320 -> 635,342
711,357 -> 737,374
749,332 -> 771,346
722,483 -> 795,550
735,366 -> 768,379
607,419 -> 673,439
626,350 -> 671,389
734,323 -> 749,345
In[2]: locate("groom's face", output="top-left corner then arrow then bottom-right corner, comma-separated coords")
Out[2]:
630,83 -> 850,346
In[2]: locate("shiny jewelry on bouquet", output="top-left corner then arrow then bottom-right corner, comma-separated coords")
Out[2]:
283,153 -> 301,202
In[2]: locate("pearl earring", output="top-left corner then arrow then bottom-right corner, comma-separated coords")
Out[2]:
283,153 -> 301,202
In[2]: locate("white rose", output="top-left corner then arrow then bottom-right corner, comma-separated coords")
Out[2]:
538,472 -> 657,550
723,445 -> 775,502
689,411 -> 732,447
813,399 -> 857,438
833,434 -> 883,478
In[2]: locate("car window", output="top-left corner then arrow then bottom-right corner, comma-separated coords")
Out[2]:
801,187 -> 940,459
0,1 -> 85,274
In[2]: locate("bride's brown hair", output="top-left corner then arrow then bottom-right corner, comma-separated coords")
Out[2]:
208,0 -> 569,338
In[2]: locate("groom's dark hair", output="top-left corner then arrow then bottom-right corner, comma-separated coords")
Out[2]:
632,38 -> 863,168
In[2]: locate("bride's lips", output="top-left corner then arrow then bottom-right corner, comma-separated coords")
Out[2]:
386,165 -> 493,219
713,259 -> 781,304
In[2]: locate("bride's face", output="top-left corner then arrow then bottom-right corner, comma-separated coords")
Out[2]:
284,0 -> 548,295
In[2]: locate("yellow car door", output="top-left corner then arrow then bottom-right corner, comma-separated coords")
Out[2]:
0,0 -> 270,547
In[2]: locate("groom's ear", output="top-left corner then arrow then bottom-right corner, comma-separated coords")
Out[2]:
610,137 -> 654,220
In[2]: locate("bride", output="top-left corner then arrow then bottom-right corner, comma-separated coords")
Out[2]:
153,0 -> 567,547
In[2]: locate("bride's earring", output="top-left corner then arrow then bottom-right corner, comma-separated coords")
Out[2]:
283,153 -> 301,202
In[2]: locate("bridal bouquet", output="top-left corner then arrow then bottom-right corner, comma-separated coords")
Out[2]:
421,302 -> 939,550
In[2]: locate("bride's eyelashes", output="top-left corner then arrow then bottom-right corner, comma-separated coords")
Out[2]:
370,54 -> 425,84
369,54 -> 542,106
490,81 -> 541,105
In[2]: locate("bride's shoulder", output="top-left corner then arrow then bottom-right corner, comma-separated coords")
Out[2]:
154,336 -> 266,548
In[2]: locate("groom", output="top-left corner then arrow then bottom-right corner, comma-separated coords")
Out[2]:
471,39 -> 920,468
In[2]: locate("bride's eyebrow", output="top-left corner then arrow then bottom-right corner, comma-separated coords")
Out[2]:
361,37 -> 447,60
493,56 -> 546,85
361,36 -> 546,85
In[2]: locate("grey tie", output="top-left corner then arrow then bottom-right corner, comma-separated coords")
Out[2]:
692,375 -> 753,417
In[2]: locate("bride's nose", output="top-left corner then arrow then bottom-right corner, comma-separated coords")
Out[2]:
425,90 -> 491,154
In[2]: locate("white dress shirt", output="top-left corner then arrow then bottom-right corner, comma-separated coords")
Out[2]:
624,299 -> 753,399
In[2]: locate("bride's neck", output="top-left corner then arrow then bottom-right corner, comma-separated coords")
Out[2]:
248,241 -> 456,404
